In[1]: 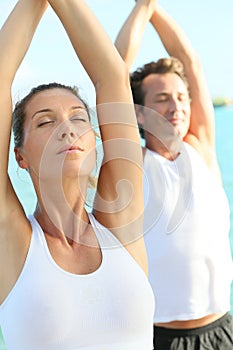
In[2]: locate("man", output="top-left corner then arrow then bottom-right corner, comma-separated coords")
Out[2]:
115,1 -> 233,349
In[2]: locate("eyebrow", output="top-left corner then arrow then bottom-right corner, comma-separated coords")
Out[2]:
154,92 -> 187,98
31,108 -> 52,119
31,106 -> 87,119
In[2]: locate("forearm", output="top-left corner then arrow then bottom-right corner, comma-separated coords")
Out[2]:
151,6 -> 215,155
115,0 -> 155,69
0,0 -> 48,85
150,5 -> 198,66
48,0 -> 128,99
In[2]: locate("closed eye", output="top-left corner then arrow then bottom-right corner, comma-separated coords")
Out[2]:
155,97 -> 169,103
154,94 -> 169,103
71,114 -> 89,123
37,120 -> 55,127
71,117 -> 87,122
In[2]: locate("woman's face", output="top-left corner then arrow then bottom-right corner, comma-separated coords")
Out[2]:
17,88 -> 96,182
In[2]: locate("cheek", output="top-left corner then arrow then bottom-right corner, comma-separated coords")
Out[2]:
80,132 -> 97,171
184,102 -> 191,115
147,103 -> 165,115
85,131 -> 97,163
23,133 -> 52,173
22,140 -> 40,165
185,111 -> 191,126
82,129 -> 96,151
180,116 -> 190,138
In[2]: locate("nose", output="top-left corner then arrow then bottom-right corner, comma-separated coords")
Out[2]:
61,130 -> 75,139
169,98 -> 182,112
58,121 -> 76,140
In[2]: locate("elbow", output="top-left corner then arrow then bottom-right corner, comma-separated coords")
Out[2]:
116,59 -> 131,88
183,50 -> 202,69
95,58 -> 132,102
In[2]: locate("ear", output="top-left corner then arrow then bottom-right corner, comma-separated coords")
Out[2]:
134,104 -> 145,128
14,147 -> 28,170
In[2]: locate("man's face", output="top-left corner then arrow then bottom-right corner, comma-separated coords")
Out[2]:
142,73 -> 191,139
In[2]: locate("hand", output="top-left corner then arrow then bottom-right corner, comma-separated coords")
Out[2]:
134,0 -> 157,13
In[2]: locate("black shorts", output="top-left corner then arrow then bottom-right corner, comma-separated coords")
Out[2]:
153,312 -> 233,350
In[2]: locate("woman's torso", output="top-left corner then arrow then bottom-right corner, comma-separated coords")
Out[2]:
0,214 -> 154,350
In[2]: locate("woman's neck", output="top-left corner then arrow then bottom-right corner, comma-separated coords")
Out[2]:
34,177 -> 90,243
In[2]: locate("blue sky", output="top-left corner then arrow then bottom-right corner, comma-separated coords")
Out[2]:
0,0 -> 233,107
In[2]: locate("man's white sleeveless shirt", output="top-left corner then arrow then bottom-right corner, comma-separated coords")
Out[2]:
143,142 -> 233,323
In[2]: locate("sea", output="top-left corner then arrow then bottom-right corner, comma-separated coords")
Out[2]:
0,105 -> 233,349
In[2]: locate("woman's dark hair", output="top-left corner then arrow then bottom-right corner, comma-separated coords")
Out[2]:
12,82 -> 91,148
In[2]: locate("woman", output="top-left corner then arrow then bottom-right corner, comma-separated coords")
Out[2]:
0,0 -> 154,349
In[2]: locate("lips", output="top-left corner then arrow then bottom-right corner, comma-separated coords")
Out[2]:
169,118 -> 184,124
57,145 -> 84,154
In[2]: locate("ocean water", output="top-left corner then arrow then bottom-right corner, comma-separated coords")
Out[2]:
0,106 -> 233,349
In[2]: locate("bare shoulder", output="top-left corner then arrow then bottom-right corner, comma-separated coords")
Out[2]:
184,134 -> 222,182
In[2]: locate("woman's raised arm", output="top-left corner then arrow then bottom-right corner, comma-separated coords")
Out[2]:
48,0 -> 144,259
0,0 -> 47,219
0,0 -> 47,304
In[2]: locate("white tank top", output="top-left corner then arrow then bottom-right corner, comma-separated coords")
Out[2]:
0,214 -> 154,350
143,142 -> 233,323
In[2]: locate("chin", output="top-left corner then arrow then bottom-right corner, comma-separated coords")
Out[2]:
174,126 -> 188,139
63,161 -> 95,178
